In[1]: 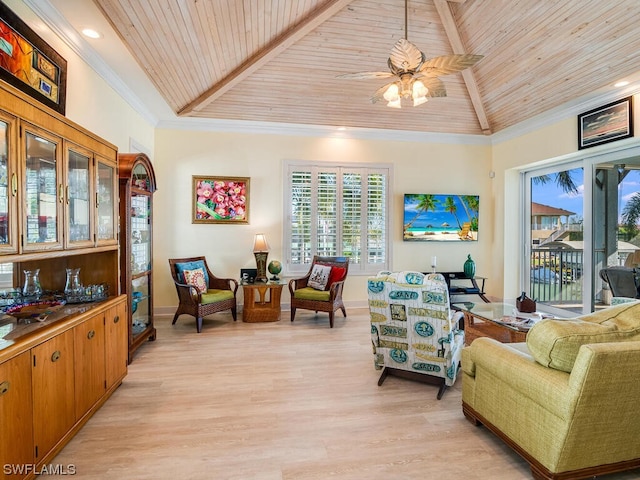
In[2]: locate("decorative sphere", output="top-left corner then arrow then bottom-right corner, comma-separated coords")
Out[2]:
268,260 -> 282,276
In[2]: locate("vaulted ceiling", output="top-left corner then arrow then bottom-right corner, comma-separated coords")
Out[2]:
48,0 -> 640,135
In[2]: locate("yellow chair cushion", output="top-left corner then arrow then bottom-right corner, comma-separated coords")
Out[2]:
526,301 -> 640,372
201,289 -> 234,305
293,287 -> 330,301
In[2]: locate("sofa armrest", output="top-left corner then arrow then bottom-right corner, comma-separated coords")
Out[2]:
465,337 -> 574,419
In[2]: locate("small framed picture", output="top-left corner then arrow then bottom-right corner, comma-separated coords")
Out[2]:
578,97 -> 633,149
192,176 -> 249,224
240,268 -> 257,284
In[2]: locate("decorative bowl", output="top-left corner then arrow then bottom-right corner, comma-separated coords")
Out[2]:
5,300 -> 67,322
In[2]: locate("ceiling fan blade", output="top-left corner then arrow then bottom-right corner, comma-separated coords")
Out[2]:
337,71 -> 394,80
418,54 -> 483,77
371,81 -> 396,103
415,76 -> 448,97
389,39 -> 425,73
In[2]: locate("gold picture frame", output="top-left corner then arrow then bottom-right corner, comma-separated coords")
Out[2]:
192,176 -> 249,224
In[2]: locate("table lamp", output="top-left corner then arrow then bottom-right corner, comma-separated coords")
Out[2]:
253,233 -> 270,282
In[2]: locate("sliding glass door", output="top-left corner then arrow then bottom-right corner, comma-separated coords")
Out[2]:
593,160 -> 640,305
527,165 -> 584,314
523,146 -> 640,315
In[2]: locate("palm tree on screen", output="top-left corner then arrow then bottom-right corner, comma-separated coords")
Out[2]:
404,194 -> 439,230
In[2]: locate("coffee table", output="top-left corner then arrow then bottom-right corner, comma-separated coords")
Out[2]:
453,302 -> 542,345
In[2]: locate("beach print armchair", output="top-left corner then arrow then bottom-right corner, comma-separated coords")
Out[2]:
367,271 -> 464,399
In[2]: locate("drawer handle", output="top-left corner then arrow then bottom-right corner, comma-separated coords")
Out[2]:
113,315 -> 120,324
51,350 -> 61,362
87,330 -> 95,340
0,381 -> 9,396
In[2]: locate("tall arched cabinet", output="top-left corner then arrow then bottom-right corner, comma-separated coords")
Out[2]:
118,153 -> 157,363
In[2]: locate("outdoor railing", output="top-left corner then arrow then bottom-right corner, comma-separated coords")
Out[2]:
530,247 -> 583,305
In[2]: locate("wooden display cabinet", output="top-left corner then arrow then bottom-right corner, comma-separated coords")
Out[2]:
0,78 -> 127,479
119,153 -> 157,363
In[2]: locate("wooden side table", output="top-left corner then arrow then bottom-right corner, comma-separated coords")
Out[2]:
242,282 -> 283,322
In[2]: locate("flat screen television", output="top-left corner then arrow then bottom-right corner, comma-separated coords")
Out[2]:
403,194 -> 479,241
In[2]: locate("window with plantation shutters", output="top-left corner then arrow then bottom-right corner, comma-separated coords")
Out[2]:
285,161 -> 391,274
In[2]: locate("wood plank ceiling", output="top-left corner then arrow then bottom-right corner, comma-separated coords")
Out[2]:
93,0 -> 640,135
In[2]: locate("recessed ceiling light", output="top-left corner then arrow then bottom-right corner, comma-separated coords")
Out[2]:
614,80 -> 630,88
81,28 -> 101,39
337,126 -> 347,131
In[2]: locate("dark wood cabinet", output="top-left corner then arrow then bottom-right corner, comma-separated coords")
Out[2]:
119,153 -> 157,363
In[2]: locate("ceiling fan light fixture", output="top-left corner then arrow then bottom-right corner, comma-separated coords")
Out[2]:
387,98 -> 402,108
412,80 -> 428,106
338,0 -> 482,109
383,83 -> 400,101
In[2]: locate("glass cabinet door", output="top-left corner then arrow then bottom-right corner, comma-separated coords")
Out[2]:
131,192 -> 151,339
23,128 -> 62,251
96,157 -> 117,245
131,274 -> 150,339
65,145 -> 93,247
130,193 -> 150,275
0,113 -> 17,253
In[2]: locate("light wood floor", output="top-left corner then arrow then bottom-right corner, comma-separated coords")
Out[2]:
45,309 -> 640,480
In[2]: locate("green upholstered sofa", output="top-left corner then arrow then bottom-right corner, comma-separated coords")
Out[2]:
461,301 -> 640,480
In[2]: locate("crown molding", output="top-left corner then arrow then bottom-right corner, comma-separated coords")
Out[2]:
24,0 -> 159,126
156,117 -> 492,145
491,82 -> 640,145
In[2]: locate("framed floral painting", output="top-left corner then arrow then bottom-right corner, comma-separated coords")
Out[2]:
192,176 -> 249,224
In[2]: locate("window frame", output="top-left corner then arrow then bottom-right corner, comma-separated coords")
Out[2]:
520,141 -> 640,315
283,160 -> 392,276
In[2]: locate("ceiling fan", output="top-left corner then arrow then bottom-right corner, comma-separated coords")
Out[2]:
337,0 -> 483,108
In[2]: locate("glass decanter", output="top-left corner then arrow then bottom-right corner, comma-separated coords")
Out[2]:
64,268 -> 84,302
23,269 -> 42,298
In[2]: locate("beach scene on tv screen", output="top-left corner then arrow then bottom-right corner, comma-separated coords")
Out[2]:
403,194 -> 479,241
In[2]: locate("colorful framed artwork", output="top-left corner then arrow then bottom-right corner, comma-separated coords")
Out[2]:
192,176 -> 249,224
403,194 -> 479,241
0,2 -> 67,115
578,96 -> 633,149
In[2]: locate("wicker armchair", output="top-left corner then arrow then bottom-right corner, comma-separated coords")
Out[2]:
288,256 -> 349,328
169,256 -> 238,333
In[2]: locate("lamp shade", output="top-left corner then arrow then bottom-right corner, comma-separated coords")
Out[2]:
253,234 -> 270,252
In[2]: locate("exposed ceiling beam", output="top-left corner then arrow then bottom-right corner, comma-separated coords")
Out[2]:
434,0 -> 491,134
178,0 -> 354,116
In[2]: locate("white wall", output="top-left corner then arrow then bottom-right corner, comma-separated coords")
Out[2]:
153,129 -> 492,312
6,0 -> 155,154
